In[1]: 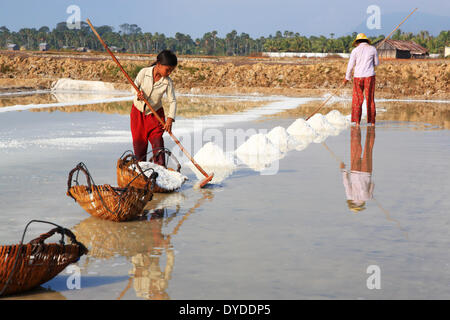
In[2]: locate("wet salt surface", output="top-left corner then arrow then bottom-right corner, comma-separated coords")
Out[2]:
1,101 -> 450,299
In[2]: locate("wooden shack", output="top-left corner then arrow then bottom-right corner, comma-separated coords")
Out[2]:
39,43 -> 49,51
375,39 -> 429,59
7,43 -> 19,51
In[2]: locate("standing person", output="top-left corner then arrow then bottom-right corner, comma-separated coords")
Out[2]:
341,126 -> 376,213
343,33 -> 379,126
131,50 -> 178,166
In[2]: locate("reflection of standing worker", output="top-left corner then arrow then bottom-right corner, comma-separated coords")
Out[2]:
341,126 -> 376,213
129,210 -> 174,300
343,33 -> 379,127
131,50 -> 178,165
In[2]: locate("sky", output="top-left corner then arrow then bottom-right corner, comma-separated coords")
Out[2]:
0,0 -> 449,38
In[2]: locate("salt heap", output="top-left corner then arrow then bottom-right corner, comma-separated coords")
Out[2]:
187,142 -> 236,184
51,78 -> 117,92
235,133 -> 282,171
286,118 -> 316,151
325,110 -> 350,128
131,162 -> 188,191
306,113 -> 339,142
266,126 -> 289,153
287,118 -> 316,138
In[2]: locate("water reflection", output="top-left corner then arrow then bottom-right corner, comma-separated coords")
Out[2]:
329,126 -> 409,239
341,126 -> 375,213
71,189 -> 214,300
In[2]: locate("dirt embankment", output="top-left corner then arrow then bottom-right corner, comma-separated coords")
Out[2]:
0,51 -> 448,99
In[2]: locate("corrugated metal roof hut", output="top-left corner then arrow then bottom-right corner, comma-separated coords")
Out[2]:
7,43 -> 19,51
375,39 -> 429,59
39,43 -> 49,51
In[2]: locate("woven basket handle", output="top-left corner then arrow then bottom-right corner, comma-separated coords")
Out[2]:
29,226 -> 86,250
142,170 -> 159,203
67,163 -> 92,192
153,149 -> 182,172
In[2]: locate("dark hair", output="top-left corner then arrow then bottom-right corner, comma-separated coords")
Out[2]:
151,50 -> 178,67
356,39 -> 370,44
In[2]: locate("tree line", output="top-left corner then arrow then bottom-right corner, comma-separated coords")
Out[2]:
0,22 -> 448,55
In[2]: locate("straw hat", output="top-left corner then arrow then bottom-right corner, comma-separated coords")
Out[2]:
347,200 -> 366,213
352,33 -> 371,46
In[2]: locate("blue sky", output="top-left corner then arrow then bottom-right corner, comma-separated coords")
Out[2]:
0,0 -> 448,37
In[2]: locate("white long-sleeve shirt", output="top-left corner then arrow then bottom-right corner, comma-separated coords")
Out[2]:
133,66 -> 177,120
342,170 -> 374,201
345,43 -> 379,80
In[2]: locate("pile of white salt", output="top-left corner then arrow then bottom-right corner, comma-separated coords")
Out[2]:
187,142 -> 236,183
130,162 -> 188,191
235,133 -> 282,171
325,110 -> 350,128
305,113 -> 339,142
266,126 -> 290,153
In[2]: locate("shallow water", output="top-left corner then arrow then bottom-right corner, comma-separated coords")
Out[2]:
0,95 -> 449,300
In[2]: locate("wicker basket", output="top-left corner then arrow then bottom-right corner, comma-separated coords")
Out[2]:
117,150 -> 182,193
67,162 -> 157,222
0,220 -> 88,297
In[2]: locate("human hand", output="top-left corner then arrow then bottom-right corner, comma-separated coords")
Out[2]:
137,90 -> 145,101
342,79 -> 349,85
340,162 -> 345,169
164,117 -> 174,134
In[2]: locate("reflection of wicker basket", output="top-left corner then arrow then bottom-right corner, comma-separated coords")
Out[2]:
0,220 -> 88,297
67,162 -> 157,222
117,150 -> 182,193
72,217 -> 160,259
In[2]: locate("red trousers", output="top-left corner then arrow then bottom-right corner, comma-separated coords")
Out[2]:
351,75 -> 376,124
130,104 -> 166,166
350,126 -> 375,173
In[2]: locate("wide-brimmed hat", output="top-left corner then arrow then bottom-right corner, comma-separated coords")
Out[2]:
347,200 -> 366,213
352,33 -> 371,46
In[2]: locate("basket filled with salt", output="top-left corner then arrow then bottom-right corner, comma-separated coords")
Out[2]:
0,220 -> 88,297
117,150 -> 188,193
67,162 -> 157,222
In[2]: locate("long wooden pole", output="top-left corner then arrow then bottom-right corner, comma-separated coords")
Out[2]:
305,8 -> 418,121
86,19 -> 213,188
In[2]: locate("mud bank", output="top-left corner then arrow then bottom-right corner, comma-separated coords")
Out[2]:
0,52 -> 448,100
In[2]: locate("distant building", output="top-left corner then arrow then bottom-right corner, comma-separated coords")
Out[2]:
110,46 -> 126,53
262,52 -> 350,58
7,43 -> 19,51
375,39 -> 429,59
445,47 -> 450,58
39,43 -> 49,51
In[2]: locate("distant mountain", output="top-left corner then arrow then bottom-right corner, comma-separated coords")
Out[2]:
347,11 -> 449,37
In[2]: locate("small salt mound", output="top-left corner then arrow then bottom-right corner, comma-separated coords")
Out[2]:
235,133 -> 282,172
325,110 -> 350,128
287,118 -> 317,139
235,133 -> 281,157
306,113 -> 340,141
130,162 -> 188,191
266,126 -> 289,153
187,142 -> 236,184
287,135 -> 312,152
51,78 -> 117,92
191,142 -> 235,167
307,113 -> 337,133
